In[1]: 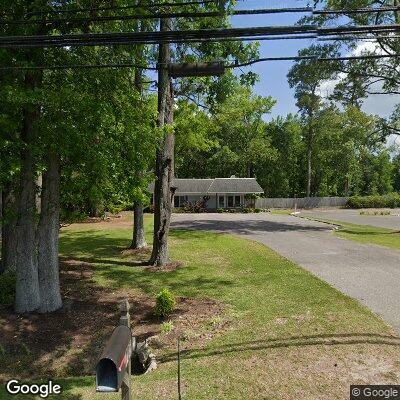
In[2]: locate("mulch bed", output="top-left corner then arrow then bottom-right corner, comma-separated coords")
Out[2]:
0,259 -> 225,382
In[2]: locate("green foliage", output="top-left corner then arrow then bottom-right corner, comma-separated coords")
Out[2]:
393,152 -> 400,192
154,289 -> 176,318
0,272 -> 16,305
347,194 -> 400,209
175,84 -> 276,180
176,100 -> 397,198
160,321 -> 174,334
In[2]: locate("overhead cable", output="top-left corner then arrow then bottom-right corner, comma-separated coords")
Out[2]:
314,6 -> 400,15
1,53 -> 398,71
1,24 -> 399,48
0,7 -> 314,25
4,6 -> 400,25
229,53 -> 399,68
1,0 -> 218,17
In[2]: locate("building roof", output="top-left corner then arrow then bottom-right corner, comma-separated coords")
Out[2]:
148,178 -> 263,195
208,178 -> 263,194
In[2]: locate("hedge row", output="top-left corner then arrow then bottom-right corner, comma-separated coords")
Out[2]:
346,193 -> 400,209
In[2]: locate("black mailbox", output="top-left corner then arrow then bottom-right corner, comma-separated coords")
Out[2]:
96,326 -> 132,392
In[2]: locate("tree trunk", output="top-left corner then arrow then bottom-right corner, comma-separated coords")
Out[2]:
131,202 -> 147,249
37,153 -> 62,313
306,116 -> 314,197
150,17 -> 175,267
1,187 -> 18,274
0,190 -> 2,274
15,72 -> 41,312
306,141 -> 312,197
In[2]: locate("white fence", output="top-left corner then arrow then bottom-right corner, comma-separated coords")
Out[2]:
255,197 -> 348,209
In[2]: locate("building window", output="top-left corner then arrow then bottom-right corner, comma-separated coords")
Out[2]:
218,196 -> 225,208
174,196 -> 188,207
227,196 -> 234,208
235,195 -> 241,207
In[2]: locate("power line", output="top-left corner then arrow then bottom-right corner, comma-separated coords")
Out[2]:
314,6 -> 400,15
0,25 -> 316,48
1,53 -> 398,71
5,6 -> 400,26
1,0 -> 218,18
0,62 -> 158,71
318,34 -> 400,41
230,53 -> 400,68
0,7 -> 314,26
1,24 -> 399,48
177,34 -> 316,43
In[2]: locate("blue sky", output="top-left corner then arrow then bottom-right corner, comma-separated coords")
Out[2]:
231,0 -> 314,119
229,0 -> 400,122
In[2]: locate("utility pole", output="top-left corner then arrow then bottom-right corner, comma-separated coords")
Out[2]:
131,13 -> 148,250
150,13 -> 175,267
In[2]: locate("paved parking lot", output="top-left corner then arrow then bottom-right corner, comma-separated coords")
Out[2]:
300,208 -> 400,230
172,212 -> 400,333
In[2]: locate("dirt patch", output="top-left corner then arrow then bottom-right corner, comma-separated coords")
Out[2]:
62,211 -> 136,230
0,259 -> 226,382
146,261 -> 183,272
146,297 -> 229,354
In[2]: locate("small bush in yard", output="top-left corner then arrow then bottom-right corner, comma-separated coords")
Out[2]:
0,272 -> 16,305
160,321 -> 174,334
347,193 -> 400,209
154,289 -> 176,318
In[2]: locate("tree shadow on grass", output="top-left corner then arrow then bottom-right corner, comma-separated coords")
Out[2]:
59,228 -> 213,262
60,255 -> 150,268
60,230 -> 129,258
59,229 -> 235,297
93,262 -> 235,298
160,332 -> 400,363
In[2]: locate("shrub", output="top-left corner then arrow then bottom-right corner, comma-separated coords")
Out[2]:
0,272 -> 16,305
154,289 -> 176,318
181,198 -> 209,213
160,321 -> 174,334
60,209 -> 88,223
347,193 -> 400,209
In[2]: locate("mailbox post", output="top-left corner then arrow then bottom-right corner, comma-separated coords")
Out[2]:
96,299 -> 134,399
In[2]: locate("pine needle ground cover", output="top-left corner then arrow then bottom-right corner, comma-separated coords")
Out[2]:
1,213 -> 399,400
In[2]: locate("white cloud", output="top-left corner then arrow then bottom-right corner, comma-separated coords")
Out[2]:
316,40 -> 400,118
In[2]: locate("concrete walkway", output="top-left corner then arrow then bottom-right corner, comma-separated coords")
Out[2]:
171,213 -> 400,333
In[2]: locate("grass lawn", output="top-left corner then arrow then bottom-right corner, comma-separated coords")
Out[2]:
1,213 -> 399,400
307,218 -> 400,250
270,209 -> 295,215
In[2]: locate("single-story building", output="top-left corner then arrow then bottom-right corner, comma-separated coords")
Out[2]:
149,177 -> 264,209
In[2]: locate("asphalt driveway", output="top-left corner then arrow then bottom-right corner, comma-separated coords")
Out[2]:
300,209 -> 400,230
171,212 -> 400,333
